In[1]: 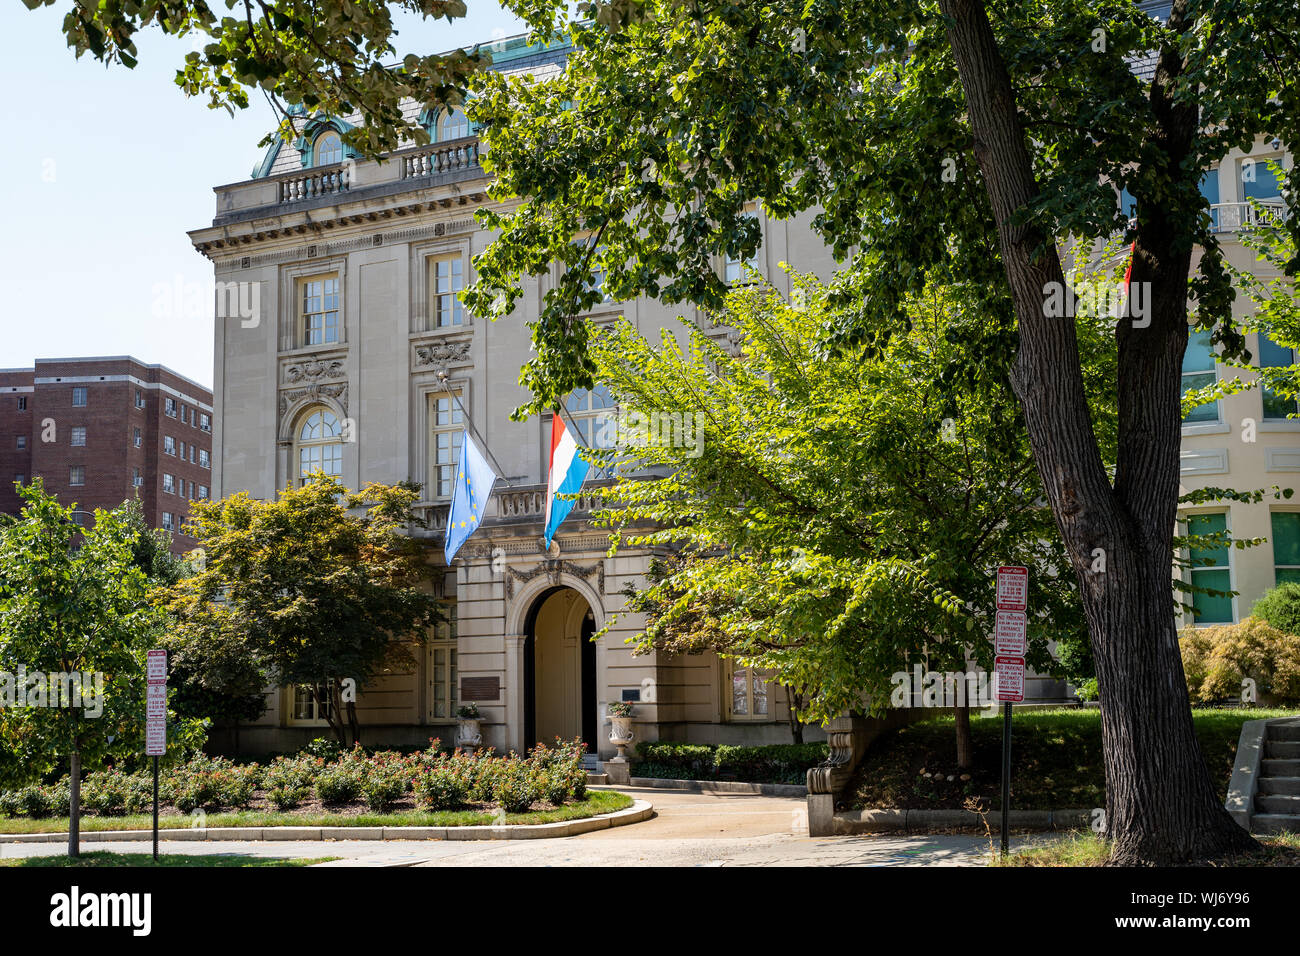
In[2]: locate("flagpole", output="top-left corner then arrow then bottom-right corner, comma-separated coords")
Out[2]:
437,374 -> 511,487
555,401 -> 614,480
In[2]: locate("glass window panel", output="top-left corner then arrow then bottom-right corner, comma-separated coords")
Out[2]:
1241,159 -> 1283,200
1188,512 -> 1229,565
752,673 -> 768,716
1271,512 -> 1300,568
731,671 -> 748,715
1191,569 -> 1233,623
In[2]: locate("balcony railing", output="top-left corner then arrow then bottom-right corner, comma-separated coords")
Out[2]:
401,138 -> 481,180
279,166 -> 351,203
410,481 -> 610,536
1210,200 -> 1288,232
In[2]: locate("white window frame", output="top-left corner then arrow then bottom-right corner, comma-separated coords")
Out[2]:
1179,509 -> 1237,627
427,602 -> 459,721
428,389 -> 465,500
723,659 -> 771,722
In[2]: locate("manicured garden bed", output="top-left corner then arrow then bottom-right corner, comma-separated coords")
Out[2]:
0,790 -> 633,834
632,741 -> 827,785
0,738 -> 614,829
847,707 -> 1297,811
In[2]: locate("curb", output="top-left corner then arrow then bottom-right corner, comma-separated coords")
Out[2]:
628,777 -> 807,797
831,807 -> 1093,834
0,799 -> 653,844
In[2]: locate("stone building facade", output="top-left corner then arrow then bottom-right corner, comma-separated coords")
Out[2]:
190,33 -> 1294,757
0,356 -> 214,554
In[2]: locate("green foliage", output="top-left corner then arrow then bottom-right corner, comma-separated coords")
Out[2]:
302,737 -> 345,763
1179,618 -> 1300,706
157,478 -> 440,746
633,741 -> 828,785
491,757 -> 540,814
26,0 -> 488,159
1252,583 -> 1300,636
588,276 -> 1101,723
0,483 -> 207,830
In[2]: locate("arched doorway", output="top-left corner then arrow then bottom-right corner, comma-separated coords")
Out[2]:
523,587 -> 597,753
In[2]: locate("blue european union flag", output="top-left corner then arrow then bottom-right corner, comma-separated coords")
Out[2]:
444,430 -> 499,564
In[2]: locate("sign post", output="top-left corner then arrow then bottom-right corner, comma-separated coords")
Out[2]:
146,649 -> 167,862
995,567 -> 1027,859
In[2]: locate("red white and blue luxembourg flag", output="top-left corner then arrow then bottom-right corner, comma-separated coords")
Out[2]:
543,413 -> 591,548
444,431 -> 499,565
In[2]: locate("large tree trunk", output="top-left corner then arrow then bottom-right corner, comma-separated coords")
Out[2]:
937,0 -> 1256,864
68,748 -> 80,859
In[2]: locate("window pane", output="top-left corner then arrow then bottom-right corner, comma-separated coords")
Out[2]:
731,670 -> 748,715
1191,569 -> 1233,623
1188,512 -> 1228,566
1271,512 -> 1300,568
1182,330 -> 1216,373
1241,159 -> 1283,200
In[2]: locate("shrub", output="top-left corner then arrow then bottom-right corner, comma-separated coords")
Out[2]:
632,741 -> 828,784
0,789 -> 20,817
263,755 -> 319,810
316,766 -> 362,806
81,769 -> 129,816
1076,677 -> 1099,702
16,785 -> 53,819
361,765 -> 407,811
413,758 -> 470,810
1180,617 -> 1300,706
1252,582 -> 1300,636
493,758 -> 540,814
302,736 -> 344,763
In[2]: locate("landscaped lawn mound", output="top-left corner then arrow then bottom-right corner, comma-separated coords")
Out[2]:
847,707 -> 1298,812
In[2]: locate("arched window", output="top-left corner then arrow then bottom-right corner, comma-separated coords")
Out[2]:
296,408 -> 343,485
439,108 -> 469,142
314,131 -> 343,166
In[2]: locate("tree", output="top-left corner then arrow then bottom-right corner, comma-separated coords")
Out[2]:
588,274 -> 1110,767
0,483 -> 203,857
158,478 -> 440,747
23,0 -> 487,156
458,0 -> 1300,864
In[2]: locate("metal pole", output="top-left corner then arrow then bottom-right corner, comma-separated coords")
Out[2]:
152,756 -> 159,862
556,402 -> 615,480
437,377 -> 511,485
1000,701 -> 1012,858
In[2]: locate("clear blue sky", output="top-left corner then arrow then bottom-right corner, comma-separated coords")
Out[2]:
0,3 -> 527,389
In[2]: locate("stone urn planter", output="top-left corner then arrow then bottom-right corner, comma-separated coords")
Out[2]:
607,702 -> 635,762
456,703 -> 483,754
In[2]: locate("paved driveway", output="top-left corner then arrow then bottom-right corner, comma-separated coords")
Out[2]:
0,788 -> 1055,867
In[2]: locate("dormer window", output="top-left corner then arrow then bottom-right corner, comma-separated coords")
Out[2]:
439,109 -> 469,142
315,131 -> 343,166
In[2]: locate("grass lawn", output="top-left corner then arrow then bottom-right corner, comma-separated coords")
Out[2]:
994,831 -> 1300,867
0,789 -> 633,835
847,707 -> 1298,812
0,852 -> 338,868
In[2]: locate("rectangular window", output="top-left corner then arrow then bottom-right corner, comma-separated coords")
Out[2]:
14,474 -> 25,486
190,446 -> 196,464
1186,512 -> 1233,624
17,397 -> 26,411
70,427 -> 86,447
200,413 -> 211,432
15,436 -> 25,450
69,466 -> 85,486
133,468 -> 143,488
163,473 -> 175,494
180,441 -> 187,460
301,275 -> 341,345
1271,512 -> 1300,585
199,450 -> 210,469
165,398 -> 177,418
1201,169 -> 1221,230
429,254 -> 465,328
1182,328 -> 1219,423
181,406 -> 189,424
164,436 -> 176,456
429,603 -> 459,720
430,391 -> 464,499
134,427 -> 142,448
1241,156 -> 1284,201
724,206 -> 762,284
161,512 -> 174,532
1260,331 -> 1298,421
135,390 -> 145,409
291,683 -> 332,723
71,387 -> 87,407
727,662 -> 769,720
198,485 -> 209,500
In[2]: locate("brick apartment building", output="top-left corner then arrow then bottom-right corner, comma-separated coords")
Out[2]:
0,357 -> 214,554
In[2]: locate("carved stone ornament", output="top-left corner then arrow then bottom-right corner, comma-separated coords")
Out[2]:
504,559 -> 605,601
284,358 -> 346,384
414,339 -> 472,375
279,382 -> 349,417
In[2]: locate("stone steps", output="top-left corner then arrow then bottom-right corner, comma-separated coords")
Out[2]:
1250,813 -> 1300,836
1267,740 -> 1300,759
1258,776 -> 1300,796
1262,758 -> 1300,776
1270,723 -> 1300,742
1256,793 -> 1300,815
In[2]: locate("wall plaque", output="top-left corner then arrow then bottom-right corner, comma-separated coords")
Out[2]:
460,677 -> 500,702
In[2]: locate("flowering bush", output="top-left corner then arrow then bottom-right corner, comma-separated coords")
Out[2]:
412,755 -> 472,810
493,757 -> 541,814
263,755 -> 320,810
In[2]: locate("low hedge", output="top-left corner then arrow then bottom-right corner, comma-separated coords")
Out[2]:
632,742 -> 827,785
